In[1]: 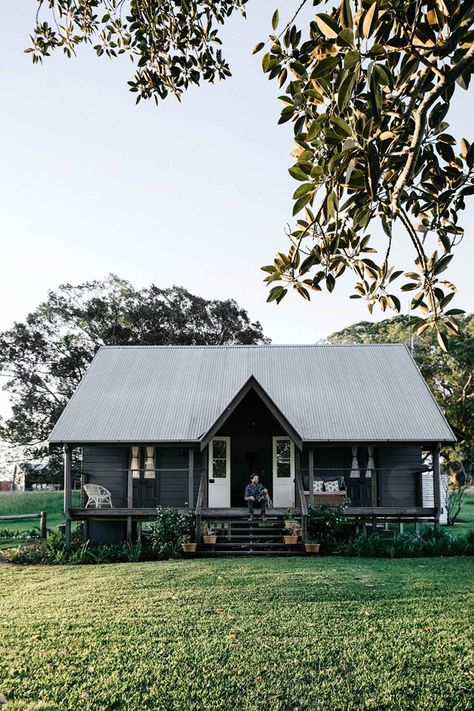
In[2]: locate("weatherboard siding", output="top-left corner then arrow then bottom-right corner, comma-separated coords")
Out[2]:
377,446 -> 422,506
82,445 -> 202,509
83,445 -> 128,507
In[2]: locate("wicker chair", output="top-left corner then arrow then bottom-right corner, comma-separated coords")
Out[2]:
83,484 -> 113,509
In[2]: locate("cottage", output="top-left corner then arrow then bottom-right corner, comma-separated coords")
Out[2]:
49,344 -> 456,548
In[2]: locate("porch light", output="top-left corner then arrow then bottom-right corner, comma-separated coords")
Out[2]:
350,446 -> 360,478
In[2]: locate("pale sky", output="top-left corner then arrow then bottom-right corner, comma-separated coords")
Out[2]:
1,2 -> 473,419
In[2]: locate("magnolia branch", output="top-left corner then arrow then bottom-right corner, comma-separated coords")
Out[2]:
390,43 -> 474,215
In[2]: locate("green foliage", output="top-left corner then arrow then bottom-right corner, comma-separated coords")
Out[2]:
259,0 -> 474,336
7,529 -> 158,565
329,314 -> 474,462
341,526 -> 474,558
307,503 -> 349,551
0,557 -> 473,709
0,275 -> 268,462
27,1 -> 248,103
148,507 -> 196,557
26,5 -> 474,330
7,508 -> 197,564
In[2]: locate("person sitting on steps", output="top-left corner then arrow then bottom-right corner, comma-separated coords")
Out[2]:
244,473 -> 268,521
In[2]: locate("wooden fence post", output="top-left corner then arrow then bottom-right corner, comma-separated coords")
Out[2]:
39,511 -> 47,539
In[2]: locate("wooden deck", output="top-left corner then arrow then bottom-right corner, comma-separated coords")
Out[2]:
69,506 -> 437,520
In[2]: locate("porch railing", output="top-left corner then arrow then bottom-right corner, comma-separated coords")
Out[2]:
195,469 -> 207,543
295,469 -> 308,541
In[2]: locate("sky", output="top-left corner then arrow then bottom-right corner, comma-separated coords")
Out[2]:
1,1 -> 473,421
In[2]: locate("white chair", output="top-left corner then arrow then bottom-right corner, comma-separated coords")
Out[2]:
83,484 -> 113,509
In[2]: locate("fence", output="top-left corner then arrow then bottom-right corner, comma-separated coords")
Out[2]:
0,512 -> 48,541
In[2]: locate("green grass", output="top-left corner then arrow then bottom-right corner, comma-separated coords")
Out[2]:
454,489 -> 474,532
0,558 -> 473,710
0,491 -> 65,532
0,491 -> 80,547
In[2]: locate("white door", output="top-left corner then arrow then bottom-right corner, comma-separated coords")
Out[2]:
272,436 -> 295,508
208,437 -> 231,508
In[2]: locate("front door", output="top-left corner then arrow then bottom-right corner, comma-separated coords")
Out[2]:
272,436 -> 295,507
131,446 -> 157,508
208,437 -> 231,508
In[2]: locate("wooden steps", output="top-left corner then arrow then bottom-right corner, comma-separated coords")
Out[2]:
196,515 -> 304,557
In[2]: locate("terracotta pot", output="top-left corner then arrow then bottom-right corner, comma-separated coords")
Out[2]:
304,543 -> 320,554
181,542 -> 197,553
283,535 -> 298,545
202,534 -> 217,545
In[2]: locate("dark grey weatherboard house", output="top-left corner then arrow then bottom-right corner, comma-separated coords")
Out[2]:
49,344 -> 456,545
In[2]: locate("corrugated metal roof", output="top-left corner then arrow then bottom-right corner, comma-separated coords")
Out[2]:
48,344 -> 456,444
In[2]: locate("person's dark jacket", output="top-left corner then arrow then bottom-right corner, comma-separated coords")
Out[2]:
244,482 -> 266,501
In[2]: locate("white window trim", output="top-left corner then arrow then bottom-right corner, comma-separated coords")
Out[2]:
272,436 -> 295,479
209,437 -> 231,479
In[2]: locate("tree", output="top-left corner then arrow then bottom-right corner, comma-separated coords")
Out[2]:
27,2 -> 474,339
443,458 -> 473,524
328,313 -> 474,464
0,275 -> 269,459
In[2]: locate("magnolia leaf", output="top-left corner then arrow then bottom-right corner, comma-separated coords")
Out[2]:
340,0 -> 353,28
436,329 -> 449,352
315,13 -> 339,39
312,56 -> 340,78
272,9 -> 279,31
289,165 -> 309,181
361,2 -> 378,39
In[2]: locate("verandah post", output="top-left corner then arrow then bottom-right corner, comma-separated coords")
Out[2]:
308,449 -> 315,507
433,443 -> 442,530
188,448 -> 194,508
63,444 -> 72,548
127,463 -> 133,544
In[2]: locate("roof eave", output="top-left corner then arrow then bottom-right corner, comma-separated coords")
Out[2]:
199,375 -> 303,451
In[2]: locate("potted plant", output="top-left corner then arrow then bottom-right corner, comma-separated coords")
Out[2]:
284,508 -> 300,533
304,539 -> 320,554
282,532 -> 298,545
181,535 -> 197,554
202,523 -> 217,546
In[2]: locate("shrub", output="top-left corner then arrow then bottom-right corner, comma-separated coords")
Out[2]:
307,505 -> 350,553
147,507 -> 195,559
340,526 -> 474,558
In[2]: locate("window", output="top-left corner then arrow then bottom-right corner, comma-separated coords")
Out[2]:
276,438 -> 291,478
211,439 -> 228,478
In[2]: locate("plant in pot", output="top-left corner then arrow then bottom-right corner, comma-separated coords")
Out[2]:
181,535 -> 197,554
284,508 -> 300,534
283,531 -> 299,545
304,538 -> 320,554
202,523 -> 217,546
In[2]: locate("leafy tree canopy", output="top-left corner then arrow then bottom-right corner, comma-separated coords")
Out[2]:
27,1 -> 474,344
329,313 -> 474,463
0,275 -> 268,456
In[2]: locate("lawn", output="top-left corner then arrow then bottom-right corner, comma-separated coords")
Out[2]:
0,558 -> 473,711
0,492 -> 80,545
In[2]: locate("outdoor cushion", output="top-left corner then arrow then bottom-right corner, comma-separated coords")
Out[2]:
324,479 -> 340,493
313,479 -> 324,493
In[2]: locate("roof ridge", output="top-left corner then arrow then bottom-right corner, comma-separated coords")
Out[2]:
99,343 -> 407,349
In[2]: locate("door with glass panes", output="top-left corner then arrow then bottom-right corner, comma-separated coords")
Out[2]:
208,437 -> 231,507
272,436 -> 295,507
131,446 -> 157,508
